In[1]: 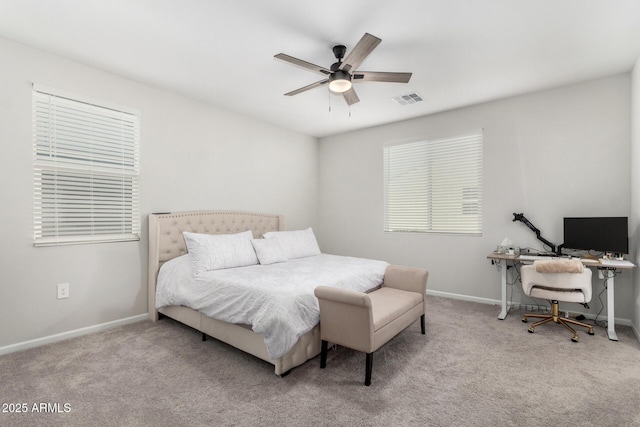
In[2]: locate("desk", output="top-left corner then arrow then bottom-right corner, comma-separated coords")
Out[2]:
486,252 -> 634,341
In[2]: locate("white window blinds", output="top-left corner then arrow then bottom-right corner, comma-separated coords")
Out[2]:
33,85 -> 140,246
383,131 -> 483,235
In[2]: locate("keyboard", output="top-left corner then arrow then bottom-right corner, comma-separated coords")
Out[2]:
518,255 -> 557,261
517,255 -> 600,265
599,259 -> 634,267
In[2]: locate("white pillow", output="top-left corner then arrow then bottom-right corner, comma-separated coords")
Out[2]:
263,227 -> 321,259
183,230 -> 258,274
251,239 -> 288,265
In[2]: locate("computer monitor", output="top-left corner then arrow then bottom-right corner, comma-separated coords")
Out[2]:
562,217 -> 628,255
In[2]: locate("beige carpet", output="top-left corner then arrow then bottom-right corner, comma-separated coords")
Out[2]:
1,295 -> 640,427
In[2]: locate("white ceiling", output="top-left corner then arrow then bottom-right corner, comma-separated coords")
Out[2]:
1,0 -> 640,138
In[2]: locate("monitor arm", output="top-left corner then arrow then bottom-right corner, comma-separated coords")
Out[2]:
512,213 -> 558,254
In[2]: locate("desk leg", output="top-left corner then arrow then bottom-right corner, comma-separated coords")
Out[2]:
606,271 -> 618,341
498,259 -> 508,320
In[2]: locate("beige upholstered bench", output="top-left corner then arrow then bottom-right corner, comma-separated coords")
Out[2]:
314,265 -> 428,386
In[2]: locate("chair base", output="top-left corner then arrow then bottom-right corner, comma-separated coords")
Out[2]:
522,301 -> 594,342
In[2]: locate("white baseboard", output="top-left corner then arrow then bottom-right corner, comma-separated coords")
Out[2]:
427,289 -> 502,306
426,289 -> 633,327
0,314 -> 148,356
632,323 -> 640,342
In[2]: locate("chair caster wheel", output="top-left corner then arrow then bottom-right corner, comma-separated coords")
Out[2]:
528,328 -> 534,333
571,336 -> 579,343
522,318 -> 528,323
588,331 -> 594,335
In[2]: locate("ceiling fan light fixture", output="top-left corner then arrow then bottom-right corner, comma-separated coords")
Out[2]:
329,70 -> 352,93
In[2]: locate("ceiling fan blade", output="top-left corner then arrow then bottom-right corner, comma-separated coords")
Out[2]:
342,87 -> 360,105
284,79 -> 329,96
274,53 -> 331,75
352,71 -> 412,83
339,33 -> 381,72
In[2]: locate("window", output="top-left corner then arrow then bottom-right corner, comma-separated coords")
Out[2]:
32,85 -> 140,246
383,131 -> 483,235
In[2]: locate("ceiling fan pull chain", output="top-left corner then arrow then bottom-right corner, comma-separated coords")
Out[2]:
328,90 -> 331,112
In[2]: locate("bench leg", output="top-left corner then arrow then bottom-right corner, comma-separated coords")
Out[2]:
365,352 -> 373,386
320,340 -> 328,369
421,314 -> 425,335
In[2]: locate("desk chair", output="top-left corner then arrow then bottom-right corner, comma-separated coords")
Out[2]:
521,260 -> 594,342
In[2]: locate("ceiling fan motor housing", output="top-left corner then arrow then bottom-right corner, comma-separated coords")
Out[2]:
329,69 -> 352,83
330,45 -> 352,93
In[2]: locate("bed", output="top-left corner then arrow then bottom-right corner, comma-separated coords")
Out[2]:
147,210 -> 389,375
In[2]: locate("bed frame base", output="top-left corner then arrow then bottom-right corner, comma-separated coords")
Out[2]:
158,305 -> 321,375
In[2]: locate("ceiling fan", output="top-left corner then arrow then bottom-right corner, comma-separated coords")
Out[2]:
274,33 -> 412,105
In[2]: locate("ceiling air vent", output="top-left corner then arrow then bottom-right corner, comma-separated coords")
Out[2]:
392,92 -> 423,106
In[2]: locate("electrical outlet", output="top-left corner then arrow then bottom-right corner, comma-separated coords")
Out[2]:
57,283 -> 69,299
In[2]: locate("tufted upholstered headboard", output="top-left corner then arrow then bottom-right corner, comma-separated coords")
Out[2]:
147,210 -> 284,319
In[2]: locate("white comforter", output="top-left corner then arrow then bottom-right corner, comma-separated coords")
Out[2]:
156,254 -> 389,359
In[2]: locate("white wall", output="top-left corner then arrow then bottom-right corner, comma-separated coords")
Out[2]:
1,34 -> 636,350
0,37 -> 318,348
631,56 -> 640,337
318,74 -> 633,321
